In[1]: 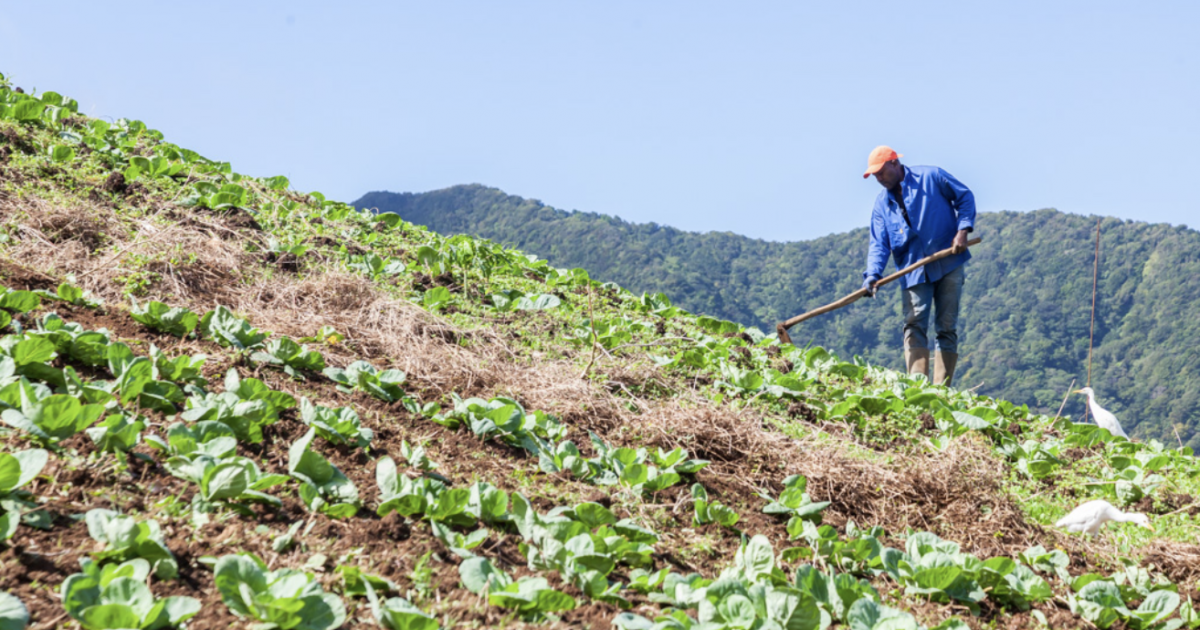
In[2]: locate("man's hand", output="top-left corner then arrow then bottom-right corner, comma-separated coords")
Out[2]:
862,277 -> 878,298
951,229 -> 970,254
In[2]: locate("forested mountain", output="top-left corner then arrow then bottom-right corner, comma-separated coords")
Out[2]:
354,185 -> 1200,446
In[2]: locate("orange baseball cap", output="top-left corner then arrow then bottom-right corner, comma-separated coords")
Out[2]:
863,145 -> 902,178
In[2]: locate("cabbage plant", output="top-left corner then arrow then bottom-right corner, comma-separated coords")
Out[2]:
691,483 -> 739,528
323,360 -> 406,403
85,413 -> 145,454
0,591 -> 28,630
146,421 -> 237,459
250,337 -> 325,379
199,306 -> 267,350
60,559 -> 200,630
363,583 -> 439,630
298,399 -> 372,448
288,429 -> 359,518
0,386 -> 104,446
458,558 -> 575,621
163,453 -> 288,514
757,474 -> 830,532
129,300 -> 199,337
0,448 -> 48,541
213,553 -> 345,630
84,509 -> 178,580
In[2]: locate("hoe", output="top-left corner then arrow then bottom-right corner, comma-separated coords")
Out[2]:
775,237 -> 982,345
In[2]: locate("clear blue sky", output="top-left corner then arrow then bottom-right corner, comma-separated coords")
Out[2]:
2,1 -> 1196,241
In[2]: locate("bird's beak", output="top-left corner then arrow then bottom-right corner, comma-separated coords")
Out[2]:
1142,522 -> 1155,532
1072,389 -> 1083,394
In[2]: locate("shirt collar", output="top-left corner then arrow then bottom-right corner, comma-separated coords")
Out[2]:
886,166 -> 915,205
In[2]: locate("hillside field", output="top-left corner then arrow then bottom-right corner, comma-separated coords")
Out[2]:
356,186 -> 1200,448
2,75 -> 1200,630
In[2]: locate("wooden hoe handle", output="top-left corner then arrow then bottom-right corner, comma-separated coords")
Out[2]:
775,236 -> 983,344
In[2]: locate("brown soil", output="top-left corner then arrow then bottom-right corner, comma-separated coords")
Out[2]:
787,402 -> 820,423
101,171 -> 127,194
266,251 -> 303,272
0,259 -> 58,291
1060,448 -> 1090,462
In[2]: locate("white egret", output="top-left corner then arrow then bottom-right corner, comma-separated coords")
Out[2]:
1074,387 -> 1128,439
1055,499 -> 1153,536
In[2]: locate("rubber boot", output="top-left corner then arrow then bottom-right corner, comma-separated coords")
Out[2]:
905,347 -> 930,381
934,351 -> 958,387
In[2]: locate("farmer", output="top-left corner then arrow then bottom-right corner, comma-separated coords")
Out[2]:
861,146 -> 976,386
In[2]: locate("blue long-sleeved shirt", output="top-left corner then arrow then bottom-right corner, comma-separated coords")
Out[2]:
863,165 -> 976,289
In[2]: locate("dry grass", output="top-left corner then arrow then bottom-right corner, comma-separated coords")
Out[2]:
787,436 -> 1047,557
2,196 -> 254,305
1140,539 -> 1200,587
2,190 -> 1133,574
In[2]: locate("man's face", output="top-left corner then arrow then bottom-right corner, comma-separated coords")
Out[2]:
873,160 -> 903,189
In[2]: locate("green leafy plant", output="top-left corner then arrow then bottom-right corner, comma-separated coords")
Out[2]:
420,286 -> 453,311
179,370 -> 294,443
163,453 -> 288,515
337,565 -> 398,598
363,583 -> 439,630
348,252 -> 405,279
0,337 -> 58,388
0,387 -> 104,446
85,413 -> 145,454
213,553 -> 346,630
186,182 -> 252,211
1019,544 -> 1071,582
266,237 -> 309,260
846,598 -> 923,630
0,591 -> 28,630
625,535 -> 824,630
1069,580 -> 1180,629
105,344 -> 155,406
537,440 -> 593,479
199,306 -> 267,350
458,558 -> 576,620
0,289 -> 40,315
298,398 -> 372,448
323,360 -> 407,403
450,397 -> 563,451
490,290 -> 561,312
691,483 -> 739,528
180,391 -> 273,444
373,457 -> 477,527
84,509 -> 178,579
758,474 -> 831,535
30,314 -> 111,366
288,428 -> 360,518
508,495 -> 657,606
0,448 -> 48,541
60,559 -> 200,630
580,433 -> 708,493
298,325 -> 344,346
146,421 -> 238,459
250,337 -> 325,379
129,300 -> 199,337
430,521 -> 488,559
149,346 -> 207,387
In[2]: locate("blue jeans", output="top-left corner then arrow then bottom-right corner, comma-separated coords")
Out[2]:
902,265 -> 965,353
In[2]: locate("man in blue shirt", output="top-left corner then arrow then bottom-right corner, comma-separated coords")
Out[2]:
860,146 -> 976,386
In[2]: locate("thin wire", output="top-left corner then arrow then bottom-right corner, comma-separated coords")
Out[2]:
1086,219 -> 1101,422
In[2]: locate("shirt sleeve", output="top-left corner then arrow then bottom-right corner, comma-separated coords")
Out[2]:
864,201 -> 891,281
935,168 -> 976,232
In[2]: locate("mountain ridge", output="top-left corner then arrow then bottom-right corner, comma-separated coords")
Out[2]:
356,184 -> 1200,446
